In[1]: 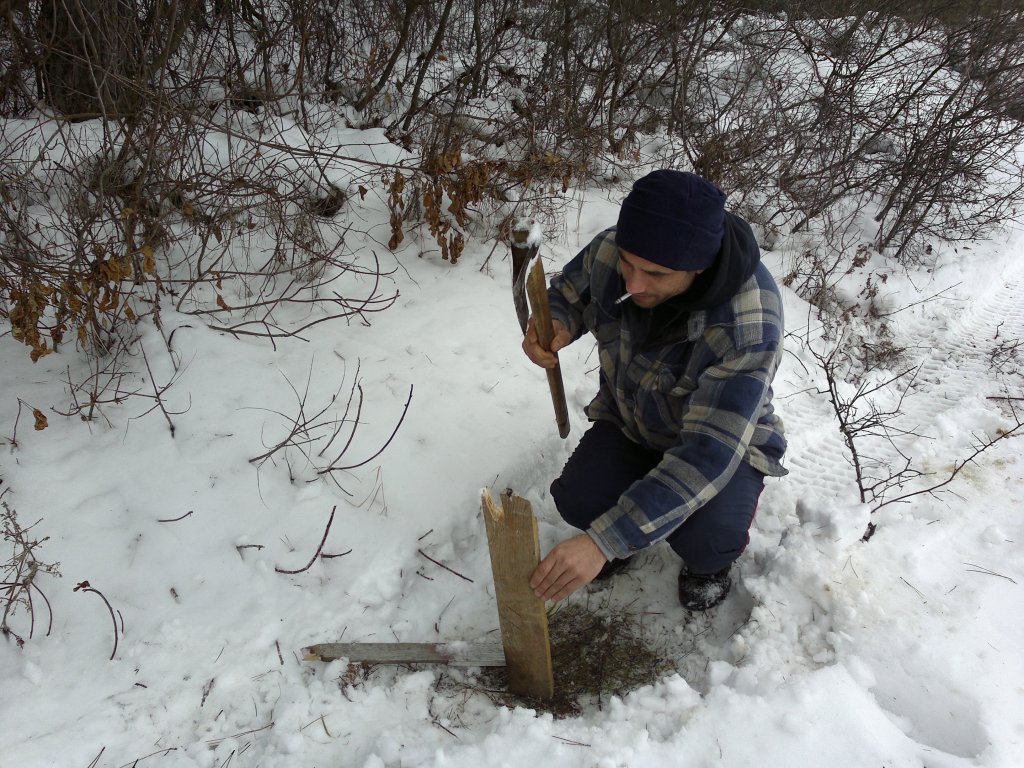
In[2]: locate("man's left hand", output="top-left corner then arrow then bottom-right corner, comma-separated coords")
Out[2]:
530,534 -> 607,602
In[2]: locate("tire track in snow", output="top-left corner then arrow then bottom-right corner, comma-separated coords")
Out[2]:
775,383 -> 860,503
859,269 -> 1024,498
776,267 -> 1024,508
771,335 -> 861,506
899,272 -> 1024,413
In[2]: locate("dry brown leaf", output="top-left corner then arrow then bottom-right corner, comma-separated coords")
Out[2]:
140,245 -> 156,275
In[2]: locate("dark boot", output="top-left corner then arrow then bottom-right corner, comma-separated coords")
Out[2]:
678,565 -> 732,611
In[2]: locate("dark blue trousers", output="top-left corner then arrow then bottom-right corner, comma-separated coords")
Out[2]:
550,420 -> 764,573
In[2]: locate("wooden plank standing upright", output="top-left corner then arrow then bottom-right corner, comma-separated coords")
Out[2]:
481,489 -> 554,699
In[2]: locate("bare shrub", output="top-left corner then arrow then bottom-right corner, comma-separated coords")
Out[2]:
33,0 -> 201,119
1,494 -> 61,647
5,2 -> 1024,260
248,358 -> 413,493
0,52 -> 398,418
3,0 -> 1024,417
806,327 -> 1024,541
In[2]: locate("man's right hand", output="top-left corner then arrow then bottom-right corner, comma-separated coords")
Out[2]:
522,316 -> 571,369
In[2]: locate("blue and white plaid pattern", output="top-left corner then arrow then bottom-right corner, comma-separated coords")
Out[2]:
547,228 -> 787,560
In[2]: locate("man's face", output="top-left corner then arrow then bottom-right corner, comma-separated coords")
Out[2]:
618,249 -> 703,308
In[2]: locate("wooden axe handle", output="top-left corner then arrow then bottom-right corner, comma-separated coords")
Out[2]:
526,259 -> 570,439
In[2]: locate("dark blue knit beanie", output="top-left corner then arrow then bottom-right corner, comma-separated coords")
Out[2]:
615,170 -> 726,271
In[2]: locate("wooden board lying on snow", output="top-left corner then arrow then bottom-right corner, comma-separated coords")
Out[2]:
303,642 -> 506,667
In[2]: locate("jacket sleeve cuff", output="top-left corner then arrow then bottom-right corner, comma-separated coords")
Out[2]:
587,518 -> 640,561
586,529 -> 618,561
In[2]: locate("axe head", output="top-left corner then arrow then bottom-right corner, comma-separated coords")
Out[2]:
510,219 -> 539,334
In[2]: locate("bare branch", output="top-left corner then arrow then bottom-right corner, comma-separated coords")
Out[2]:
274,506 -> 341,575
73,580 -> 121,660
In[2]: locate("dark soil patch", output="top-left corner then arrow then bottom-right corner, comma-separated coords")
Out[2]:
463,604 -> 676,717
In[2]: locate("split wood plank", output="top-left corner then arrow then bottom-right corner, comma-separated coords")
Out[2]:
303,642 -> 505,667
481,489 -> 554,699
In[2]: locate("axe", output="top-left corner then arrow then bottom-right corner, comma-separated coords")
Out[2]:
511,220 -> 570,439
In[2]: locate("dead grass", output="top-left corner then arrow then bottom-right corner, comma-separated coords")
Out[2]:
445,604 -> 676,718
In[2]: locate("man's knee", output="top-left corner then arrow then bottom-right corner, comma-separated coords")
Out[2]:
550,476 -> 591,530
670,524 -> 751,573
668,464 -> 764,572
549,420 -> 661,532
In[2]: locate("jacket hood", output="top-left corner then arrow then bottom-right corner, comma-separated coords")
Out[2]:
671,211 -> 761,312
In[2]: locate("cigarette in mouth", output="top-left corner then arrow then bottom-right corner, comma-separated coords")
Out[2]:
614,292 -> 632,305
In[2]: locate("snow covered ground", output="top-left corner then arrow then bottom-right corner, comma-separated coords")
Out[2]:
2,129 -> 1023,768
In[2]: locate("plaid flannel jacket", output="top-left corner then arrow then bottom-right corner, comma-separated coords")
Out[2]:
547,227 -> 787,560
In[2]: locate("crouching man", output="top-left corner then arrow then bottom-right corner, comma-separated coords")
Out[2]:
523,170 -> 787,611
